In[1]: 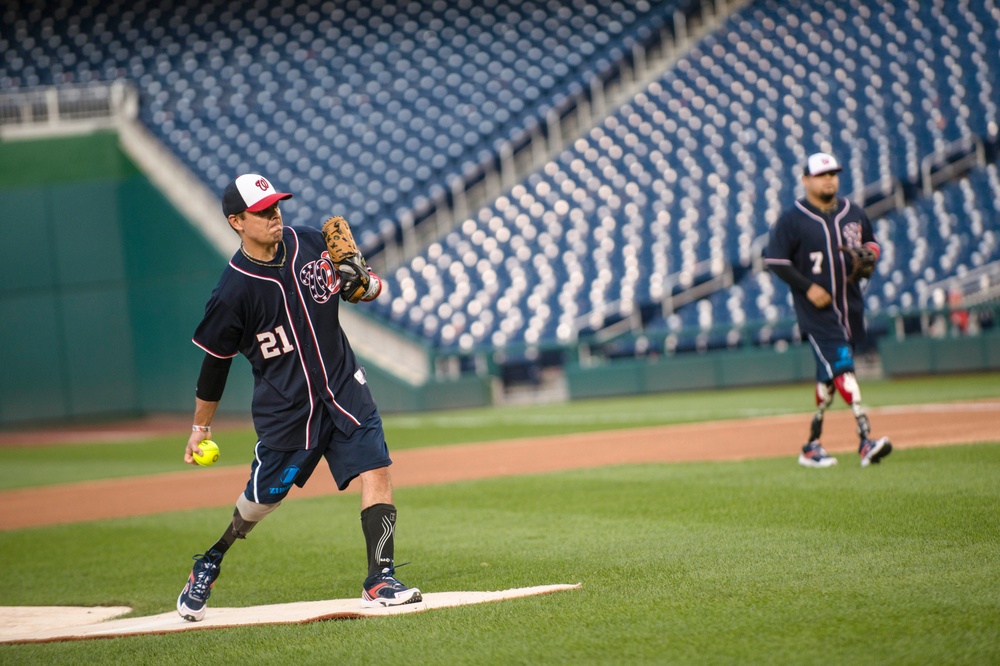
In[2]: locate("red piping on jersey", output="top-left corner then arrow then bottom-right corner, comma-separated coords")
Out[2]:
191,341 -> 239,359
221,233 -> 365,448
762,257 -> 793,266
794,199 -> 852,340
832,202 -> 852,335
285,228 -> 362,429
229,260 -> 320,448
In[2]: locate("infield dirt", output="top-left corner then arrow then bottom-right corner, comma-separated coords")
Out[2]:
1,400 -> 997,531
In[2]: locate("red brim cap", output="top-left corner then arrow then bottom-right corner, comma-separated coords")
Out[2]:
246,192 -> 292,212
222,174 -> 293,216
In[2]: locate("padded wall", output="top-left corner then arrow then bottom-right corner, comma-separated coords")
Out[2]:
0,132 -> 241,425
565,345 -> 816,399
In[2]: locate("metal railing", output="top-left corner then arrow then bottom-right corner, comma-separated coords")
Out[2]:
919,259 -> 1000,311
0,80 -> 137,138
922,136 -> 986,196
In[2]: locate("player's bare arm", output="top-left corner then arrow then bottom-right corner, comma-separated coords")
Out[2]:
185,397 -> 220,465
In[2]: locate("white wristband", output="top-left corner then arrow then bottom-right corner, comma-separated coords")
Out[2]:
192,425 -> 211,432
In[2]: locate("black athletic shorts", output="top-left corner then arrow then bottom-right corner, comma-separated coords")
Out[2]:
243,407 -> 392,503
807,334 -> 856,383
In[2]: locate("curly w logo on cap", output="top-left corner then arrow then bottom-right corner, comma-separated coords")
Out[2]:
221,173 -> 292,216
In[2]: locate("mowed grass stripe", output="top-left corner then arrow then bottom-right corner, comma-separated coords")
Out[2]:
1,443 -> 998,664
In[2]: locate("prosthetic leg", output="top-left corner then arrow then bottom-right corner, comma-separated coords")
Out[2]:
809,380 -> 836,443
832,373 -> 870,440
799,381 -> 839,468
832,372 -> 893,467
178,495 -> 281,622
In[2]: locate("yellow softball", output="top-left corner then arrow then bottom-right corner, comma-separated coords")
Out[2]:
193,440 -> 220,467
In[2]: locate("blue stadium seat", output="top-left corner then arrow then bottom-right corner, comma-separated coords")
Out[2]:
5,0 -> 1000,357
1,0 -> 697,255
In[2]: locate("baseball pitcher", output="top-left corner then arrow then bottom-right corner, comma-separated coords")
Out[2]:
177,174 -> 421,621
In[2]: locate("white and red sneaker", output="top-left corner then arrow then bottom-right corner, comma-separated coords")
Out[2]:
177,552 -> 222,622
362,567 -> 422,608
798,441 -> 838,468
860,436 -> 892,467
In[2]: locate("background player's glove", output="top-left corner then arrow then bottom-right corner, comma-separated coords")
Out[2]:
839,245 -> 877,282
322,215 -> 380,302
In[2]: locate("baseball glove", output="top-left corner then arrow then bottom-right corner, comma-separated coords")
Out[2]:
839,245 -> 878,283
321,215 -> 380,303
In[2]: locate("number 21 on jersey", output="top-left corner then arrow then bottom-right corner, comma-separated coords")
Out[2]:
258,326 -> 294,358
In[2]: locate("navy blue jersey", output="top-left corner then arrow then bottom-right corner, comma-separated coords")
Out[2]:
193,226 -> 376,450
764,197 -> 879,343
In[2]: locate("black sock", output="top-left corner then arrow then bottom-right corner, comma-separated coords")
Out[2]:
361,503 -> 396,578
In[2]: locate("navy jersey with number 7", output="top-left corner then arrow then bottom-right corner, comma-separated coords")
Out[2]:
764,197 -> 879,344
193,225 -> 376,451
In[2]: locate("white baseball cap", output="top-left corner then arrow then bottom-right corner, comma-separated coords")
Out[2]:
804,152 -> 843,176
222,174 -> 292,217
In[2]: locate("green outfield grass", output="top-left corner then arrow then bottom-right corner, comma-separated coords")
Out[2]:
1,443 -> 998,664
1,372 -> 999,491
1,372 -> 998,664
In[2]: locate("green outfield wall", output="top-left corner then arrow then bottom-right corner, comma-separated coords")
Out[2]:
0,133 -> 490,426
879,330 -> 1000,376
565,345 -> 817,399
360,363 -> 492,412
0,132 -> 237,423
565,330 -> 1000,400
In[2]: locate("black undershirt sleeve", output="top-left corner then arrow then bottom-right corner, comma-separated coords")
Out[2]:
768,263 -> 815,294
196,354 -> 233,402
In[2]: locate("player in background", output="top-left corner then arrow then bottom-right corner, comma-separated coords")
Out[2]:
177,174 -> 421,621
764,153 -> 892,469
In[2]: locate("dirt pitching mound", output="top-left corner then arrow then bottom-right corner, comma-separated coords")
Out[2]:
0,584 -> 581,644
